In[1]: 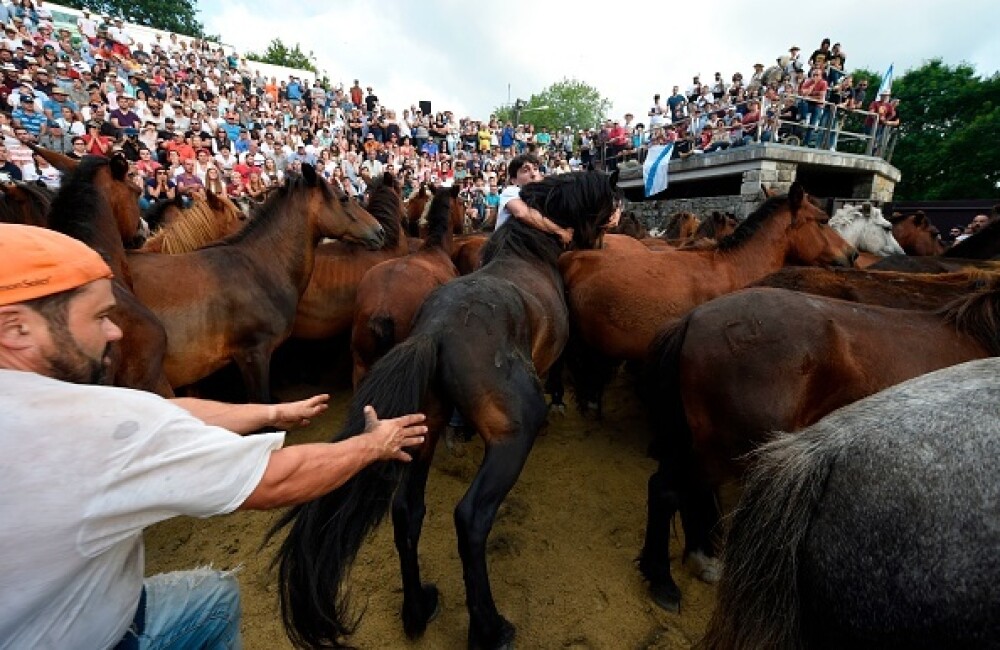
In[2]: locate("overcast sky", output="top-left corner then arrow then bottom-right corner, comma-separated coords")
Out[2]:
203,0 -> 999,122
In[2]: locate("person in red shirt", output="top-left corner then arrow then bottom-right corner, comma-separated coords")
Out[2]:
798,67 -> 829,147
82,121 -> 112,156
163,130 -> 195,162
606,120 -> 629,171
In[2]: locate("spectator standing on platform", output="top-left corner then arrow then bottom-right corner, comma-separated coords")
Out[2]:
798,67 -> 829,147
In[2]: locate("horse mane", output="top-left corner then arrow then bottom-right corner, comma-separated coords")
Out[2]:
518,171 -> 620,249
0,181 -> 54,225
46,156 -> 112,243
717,196 -> 791,252
422,186 -> 454,249
365,172 -> 402,249
943,218 -> 1000,259
480,216 -> 563,267
143,194 -> 239,254
938,278 -> 1000,355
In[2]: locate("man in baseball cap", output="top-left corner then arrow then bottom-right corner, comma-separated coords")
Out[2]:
0,225 -> 427,648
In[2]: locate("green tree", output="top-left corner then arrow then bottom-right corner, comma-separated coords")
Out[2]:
245,38 -> 318,74
890,59 -> 1000,199
60,0 -> 209,39
494,78 -> 611,133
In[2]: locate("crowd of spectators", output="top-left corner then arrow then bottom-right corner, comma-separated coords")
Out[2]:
624,38 -> 901,165
0,1 -> 591,225
0,3 -> 900,221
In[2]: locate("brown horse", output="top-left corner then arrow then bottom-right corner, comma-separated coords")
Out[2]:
351,186 -> 461,386
9,157 -> 173,395
888,211 -> 945,256
141,192 -> 246,254
751,265 -> 1000,310
451,233 -> 489,274
290,172 -> 411,342
610,209 -> 648,239
639,282 -> 1000,613
271,172 -> 621,650
403,181 -> 432,236
33,147 -> 144,250
0,179 -> 53,225
559,183 -> 857,406
128,165 -> 383,401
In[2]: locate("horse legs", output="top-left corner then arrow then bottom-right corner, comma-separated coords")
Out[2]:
639,460 -> 683,612
679,484 -> 722,584
543,353 -> 567,414
233,344 -> 272,404
392,455 -> 440,639
455,378 -> 545,650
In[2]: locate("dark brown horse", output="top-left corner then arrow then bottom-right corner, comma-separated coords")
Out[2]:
559,183 -> 857,406
128,165 -> 383,401
887,211 -> 945,256
291,172 -> 411,342
6,157 -> 173,395
351,186 -> 460,386
271,172 -> 621,650
639,282 -> 1000,612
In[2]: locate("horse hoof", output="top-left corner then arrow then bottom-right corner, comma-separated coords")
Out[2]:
649,582 -> 681,613
403,583 -> 440,639
469,616 -> 515,650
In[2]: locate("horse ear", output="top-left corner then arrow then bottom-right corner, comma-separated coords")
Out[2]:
913,212 -> 927,226
761,186 -> 775,198
787,182 -> 804,212
301,163 -> 318,186
450,184 -> 461,198
382,171 -> 393,185
109,153 -> 129,181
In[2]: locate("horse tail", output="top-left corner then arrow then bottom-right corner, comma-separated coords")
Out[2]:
269,333 -> 439,649
644,313 -> 692,460
698,429 -> 838,650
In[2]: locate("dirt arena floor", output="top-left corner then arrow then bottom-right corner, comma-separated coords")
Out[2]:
145,371 -> 718,649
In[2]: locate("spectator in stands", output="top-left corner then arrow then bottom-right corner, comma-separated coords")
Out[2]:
0,141 -> 23,180
141,167 -> 175,210
175,157 -> 204,200
66,135 -> 86,160
809,38 -> 832,70
868,90 -> 893,153
12,91 -> 46,136
798,67 -> 829,147
37,120 -> 70,153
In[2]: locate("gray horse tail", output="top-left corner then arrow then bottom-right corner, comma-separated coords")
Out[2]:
698,430 -> 837,650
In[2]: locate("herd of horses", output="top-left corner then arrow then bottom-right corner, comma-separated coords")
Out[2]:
4,149 -> 997,649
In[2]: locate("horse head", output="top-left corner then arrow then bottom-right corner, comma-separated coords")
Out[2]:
830,203 -> 904,257
302,163 -> 384,249
783,183 -> 858,267
520,171 -> 621,250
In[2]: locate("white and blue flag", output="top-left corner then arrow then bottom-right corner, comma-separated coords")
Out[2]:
643,143 -> 673,197
877,63 -> 894,97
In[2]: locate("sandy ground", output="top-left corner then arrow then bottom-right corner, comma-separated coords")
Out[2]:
145,372 -> 717,649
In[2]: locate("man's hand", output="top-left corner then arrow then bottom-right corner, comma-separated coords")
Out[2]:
271,394 -> 330,429
556,225 -> 574,246
363,405 -> 427,462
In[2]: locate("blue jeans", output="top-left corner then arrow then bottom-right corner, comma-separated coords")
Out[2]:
130,568 -> 242,649
798,101 -> 824,146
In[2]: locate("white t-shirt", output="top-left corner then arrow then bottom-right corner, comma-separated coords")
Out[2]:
0,370 -> 284,650
495,184 -> 521,229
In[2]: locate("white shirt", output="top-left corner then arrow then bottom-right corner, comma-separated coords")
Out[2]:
495,184 -> 521,229
0,370 -> 283,650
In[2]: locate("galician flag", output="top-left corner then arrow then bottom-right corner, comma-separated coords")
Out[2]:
643,143 -> 673,197
878,63 -> 894,97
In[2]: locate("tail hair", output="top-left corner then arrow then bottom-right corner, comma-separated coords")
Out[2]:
268,334 -> 439,648
698,429 -> 838,650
